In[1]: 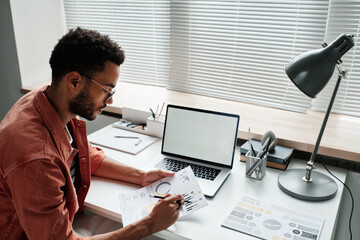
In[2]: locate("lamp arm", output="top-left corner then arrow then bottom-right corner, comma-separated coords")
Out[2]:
303,67 -> 345,182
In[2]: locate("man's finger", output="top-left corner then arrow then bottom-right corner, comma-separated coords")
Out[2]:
176,200 -> 182,209
162,194 -> 183,203
159,170 -> 176,177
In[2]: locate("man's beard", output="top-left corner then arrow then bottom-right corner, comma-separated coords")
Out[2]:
69,86 -> 103,121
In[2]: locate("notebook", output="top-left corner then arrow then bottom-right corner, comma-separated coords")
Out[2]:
151,104 -> 240,197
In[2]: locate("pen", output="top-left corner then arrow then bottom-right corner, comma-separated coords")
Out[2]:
114,136 -> 139,139
149,108 -> 156,119
248,128 -> 255,157
149,195 -> 192,204
135,139 -> 142,146
246,137 -> 270,176
157,101 -> 165,120
256,136 -> 271,159
114,136 -> 142,146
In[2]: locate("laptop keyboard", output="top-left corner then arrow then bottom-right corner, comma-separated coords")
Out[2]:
156,158 -> 221,181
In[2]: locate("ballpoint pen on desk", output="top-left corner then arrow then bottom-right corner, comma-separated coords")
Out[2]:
114,136 -> 142,146
114,136 -> 139,139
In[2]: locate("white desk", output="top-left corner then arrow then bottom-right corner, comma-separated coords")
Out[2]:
85,125 -> 347,240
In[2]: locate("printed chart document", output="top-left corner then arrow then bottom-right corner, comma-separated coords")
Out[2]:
88,126 -> 158,155
119,167 -> 208,227
222,195 -> 325,240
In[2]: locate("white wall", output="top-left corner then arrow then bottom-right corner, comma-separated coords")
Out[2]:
0,0 -> 23,119
10,0 -> 66,86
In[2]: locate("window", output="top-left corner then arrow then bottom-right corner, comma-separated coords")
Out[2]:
312,0 -> 360,117
63,0 -> 360,117
168,1 -> 328,113
64,1 -> 171,87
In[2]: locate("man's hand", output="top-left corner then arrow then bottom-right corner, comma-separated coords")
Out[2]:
140,169 -> 175,187
91,194 -> 184,239
145,194 -> 184,233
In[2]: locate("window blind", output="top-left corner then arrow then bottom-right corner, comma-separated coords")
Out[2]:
63,0 -> 170,87
63,1 -> 352,114
168,1 -> 329,112
312,0 -> 360,117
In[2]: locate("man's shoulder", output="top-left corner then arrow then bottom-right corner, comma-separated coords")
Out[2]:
0,90 -> 44,139
0,89 -> 63,176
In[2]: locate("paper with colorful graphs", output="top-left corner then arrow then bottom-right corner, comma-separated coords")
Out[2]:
222,195 -> 325,240
119,167 -> 208,226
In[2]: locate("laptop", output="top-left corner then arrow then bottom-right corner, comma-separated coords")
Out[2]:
151,104 -> 240,197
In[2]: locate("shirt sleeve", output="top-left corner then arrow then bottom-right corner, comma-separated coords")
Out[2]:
7,159 -> 90,240
88,141 -> 106,175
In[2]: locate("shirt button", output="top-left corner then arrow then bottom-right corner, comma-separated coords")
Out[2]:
83,185 -> 87,188
81,157 -> 86,162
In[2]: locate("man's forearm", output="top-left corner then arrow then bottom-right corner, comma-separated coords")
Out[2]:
93,156 -> 145,185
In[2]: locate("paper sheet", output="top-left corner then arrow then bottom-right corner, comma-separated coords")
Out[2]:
119,167 -> 208,227
222,195 -> 325,240
88,126 -> 158,155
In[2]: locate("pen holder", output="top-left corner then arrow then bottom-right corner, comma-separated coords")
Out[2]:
245,151 -> 267,180
146,116 -> 165,138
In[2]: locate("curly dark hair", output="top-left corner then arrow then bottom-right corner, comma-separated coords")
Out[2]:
49,27 -> 125,84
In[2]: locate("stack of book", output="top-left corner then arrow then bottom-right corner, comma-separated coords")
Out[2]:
240,140 -> 293,170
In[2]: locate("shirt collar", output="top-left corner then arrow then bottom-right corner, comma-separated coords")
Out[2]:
34,86 -> 74,160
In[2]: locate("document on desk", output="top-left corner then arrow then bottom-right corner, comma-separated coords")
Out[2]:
222,195 -> 325,240
88,126 -> 158,155
119,167 -> 208,227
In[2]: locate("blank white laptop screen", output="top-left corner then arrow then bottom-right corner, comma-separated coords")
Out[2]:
162,105 -> 239,167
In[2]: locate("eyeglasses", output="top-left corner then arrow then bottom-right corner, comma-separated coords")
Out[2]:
80,73 -> 116,102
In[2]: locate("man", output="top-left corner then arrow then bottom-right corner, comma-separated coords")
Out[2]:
0,27 -> 183,239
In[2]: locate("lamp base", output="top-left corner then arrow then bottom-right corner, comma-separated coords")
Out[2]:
278,169 -> 338,201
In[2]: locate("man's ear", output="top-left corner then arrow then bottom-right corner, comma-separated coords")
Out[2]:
66,72 -> 83,92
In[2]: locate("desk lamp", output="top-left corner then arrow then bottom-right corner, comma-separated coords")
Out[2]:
278,34 -> 354,201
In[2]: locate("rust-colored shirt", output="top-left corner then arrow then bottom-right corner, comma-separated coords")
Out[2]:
0,87 -> 105,239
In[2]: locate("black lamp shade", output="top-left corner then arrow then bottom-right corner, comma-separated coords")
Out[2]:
285,34 -> 354,98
